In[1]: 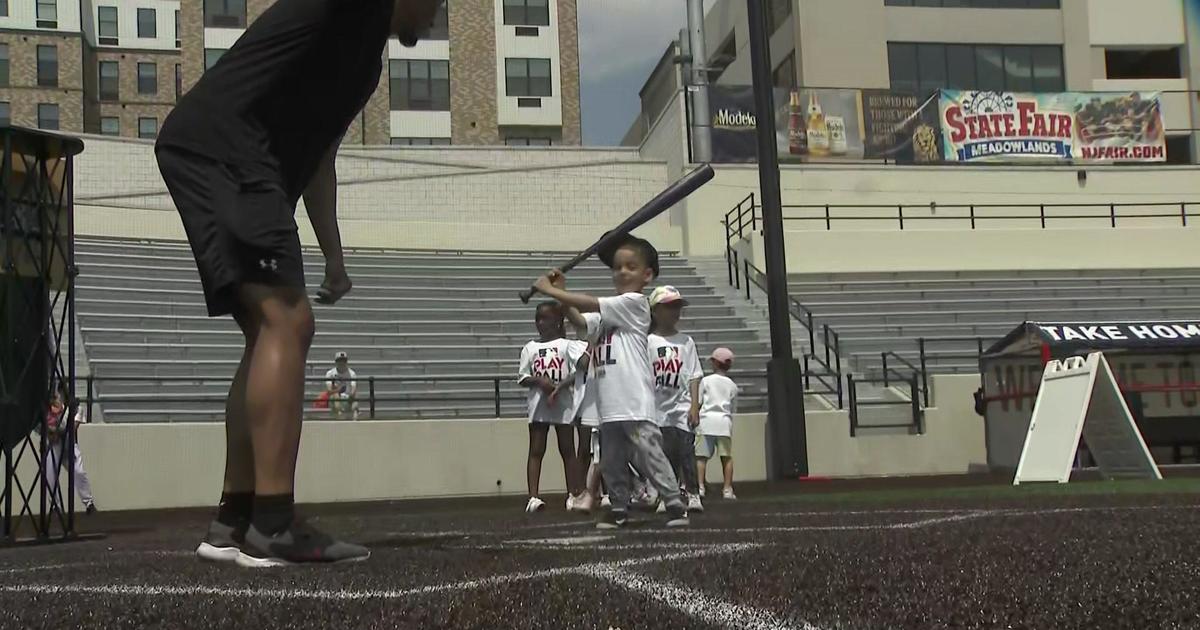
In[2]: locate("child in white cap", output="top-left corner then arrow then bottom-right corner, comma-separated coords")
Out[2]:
696,347 -> 739,500
648,285 -> 705,513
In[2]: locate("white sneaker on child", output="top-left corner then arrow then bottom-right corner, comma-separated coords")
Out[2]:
722,488 -> 737,500
525,497 -> 546,513
655,501 -> 667,514
565,495 -> 575,511
600,495 -> 611,508
698,484 -> 706,498
687,495 -> 704,513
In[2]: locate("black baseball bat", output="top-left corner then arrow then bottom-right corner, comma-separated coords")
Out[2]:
518,163 -> 715,303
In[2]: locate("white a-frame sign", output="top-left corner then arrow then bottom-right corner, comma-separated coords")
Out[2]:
1014,352 -> 1161,485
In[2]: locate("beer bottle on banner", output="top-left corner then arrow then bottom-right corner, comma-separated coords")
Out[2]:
788,91 -> 808,156
807,92 -> 830,157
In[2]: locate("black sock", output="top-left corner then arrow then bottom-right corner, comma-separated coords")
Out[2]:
216,492 -> 253,528
252,494 -> 295,536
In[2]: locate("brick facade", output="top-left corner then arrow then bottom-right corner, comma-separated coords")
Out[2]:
449,0 -> 500,146
0,32 -> 85,131
556,0 -> 581,145
85,48 -> 181,137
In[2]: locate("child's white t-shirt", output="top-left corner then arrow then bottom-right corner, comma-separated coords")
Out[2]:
697,373 -> 739,437
517,338 -> 583,424
565,339 -> 593,424
648,333 -> 704,432
581,292 -> 656,425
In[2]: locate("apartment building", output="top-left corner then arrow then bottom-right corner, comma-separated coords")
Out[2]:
627,0 -> 1200,159
2,0 -> 580,145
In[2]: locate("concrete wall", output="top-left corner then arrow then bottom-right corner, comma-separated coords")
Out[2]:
1088,0 -> 1185,47
36,374 -> 989,512
71,135 -> 679,252
685,162 -> 1200,259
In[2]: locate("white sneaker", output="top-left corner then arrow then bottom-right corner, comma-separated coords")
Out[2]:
687,495 -> 704,513
722,488 -> 737,500
655,501 -> 667,513
525,497 -> 546,513
565,495 -> 575,511
698,484 -> 706,498
600,495 -> 611,508
573,493 -> 594,513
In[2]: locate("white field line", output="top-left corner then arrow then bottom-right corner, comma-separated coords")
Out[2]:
0,543 -> 760,602
585,565 -> 824,630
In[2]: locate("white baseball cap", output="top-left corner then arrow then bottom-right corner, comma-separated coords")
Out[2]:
334,351 -> 348,361
649,285 -> 688,308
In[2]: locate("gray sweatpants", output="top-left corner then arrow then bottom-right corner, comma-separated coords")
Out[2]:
599,421 -> 684,513
662,426 -> 699,498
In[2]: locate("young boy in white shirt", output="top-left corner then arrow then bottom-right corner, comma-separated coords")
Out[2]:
696,348 -> 739,500
648,285 -> 705,513
517,302 -> 585,513
533,234 -> 688,529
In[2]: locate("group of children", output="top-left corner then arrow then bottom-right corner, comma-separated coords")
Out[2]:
519,235 -> 739,528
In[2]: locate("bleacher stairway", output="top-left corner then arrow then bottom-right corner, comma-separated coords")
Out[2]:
75,238 -> 772,422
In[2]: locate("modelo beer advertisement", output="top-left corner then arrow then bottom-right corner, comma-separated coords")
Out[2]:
940,90 -> 1167,163
708,86 -> 942,163
708,86 -> 867,163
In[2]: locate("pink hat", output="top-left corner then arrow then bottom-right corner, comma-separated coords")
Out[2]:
711,347 -> 734,364
649,285 -> 688,308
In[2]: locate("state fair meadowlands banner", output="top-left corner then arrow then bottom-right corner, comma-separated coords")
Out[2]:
940,90 -> 1167,163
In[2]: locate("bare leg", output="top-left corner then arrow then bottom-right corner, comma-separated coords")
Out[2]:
576,425 -> 591,495
697,457 -> 708,494
237,284 -> 314,496
223,308 -> 257,494
554,424 -> 578,495
721,456 -> 734,492
527,424 -> 549,498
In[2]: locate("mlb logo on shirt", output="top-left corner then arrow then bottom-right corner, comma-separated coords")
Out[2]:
658,347 -> 668,358
539,349 -> 547,357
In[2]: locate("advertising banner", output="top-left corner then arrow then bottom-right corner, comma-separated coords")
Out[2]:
860,90 -> 943,163
940,90 -> 1166,163
708,86 -> 928,163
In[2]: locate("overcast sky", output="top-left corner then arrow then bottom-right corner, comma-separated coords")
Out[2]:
578,1 -> 713,146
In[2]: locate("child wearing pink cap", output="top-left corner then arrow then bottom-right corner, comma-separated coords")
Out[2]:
696,348 -> 739,500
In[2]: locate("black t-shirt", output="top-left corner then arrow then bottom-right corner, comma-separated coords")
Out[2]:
158,0 -> 392,203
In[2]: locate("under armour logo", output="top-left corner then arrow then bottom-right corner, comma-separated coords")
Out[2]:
258,258 -> 278,272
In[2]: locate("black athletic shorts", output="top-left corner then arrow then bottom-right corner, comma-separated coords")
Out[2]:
155,146 -> 305,317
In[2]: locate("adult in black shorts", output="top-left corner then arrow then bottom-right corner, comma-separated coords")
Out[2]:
155,0 -> 443,567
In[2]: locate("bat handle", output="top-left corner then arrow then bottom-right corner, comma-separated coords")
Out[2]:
519,287 -> 537,304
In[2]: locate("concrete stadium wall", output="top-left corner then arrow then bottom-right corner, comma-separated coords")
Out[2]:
71,135 -> 681,253
26,373 -> 986,513
687,163 -> 1200,264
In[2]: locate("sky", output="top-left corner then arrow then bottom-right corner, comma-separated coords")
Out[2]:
577,1 -> 712,146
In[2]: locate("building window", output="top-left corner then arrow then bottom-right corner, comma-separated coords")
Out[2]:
773,51 -> 796,88
503,0 -> 549,26
204,0 -> 246,28
37,46 -> 58,88
504,137 -> 552,146
36,0 -> 57,26
175,64 -> 181,101
885,0 -> 1059,7
0,45 -> 8,88
390,137 -> 451,146
505,58 -> 551,97
888,42 -> 1063,95
138,117 -> 157,139
0,0 -> 7,18
137,8 -> 156,37
175,10 -> 181,47
138,63 -> 157,94
204,49 -> 226,70
98,7 -> 118,43
766,0 -> 792,35
0,102 -> 9,127
389,59 -> 450,110
37,104 -> 59,130
99,61 -> 119,100
1105,48 -> 1182,80
100,116 -> 119,135
426,2 -> 448,39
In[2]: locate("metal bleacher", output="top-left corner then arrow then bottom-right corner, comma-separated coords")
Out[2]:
789,268 -> 1200,379
76,238 -> 772,422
